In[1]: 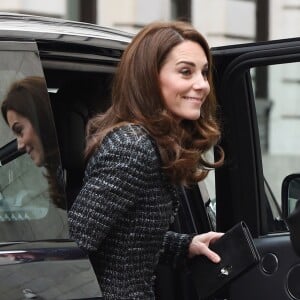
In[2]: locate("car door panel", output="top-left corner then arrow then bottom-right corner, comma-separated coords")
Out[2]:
0,241 -> 101,299
230,236 -> 300,300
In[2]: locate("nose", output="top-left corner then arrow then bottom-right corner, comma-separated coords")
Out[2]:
193,73 -> 210,91
17,138 -> 25,151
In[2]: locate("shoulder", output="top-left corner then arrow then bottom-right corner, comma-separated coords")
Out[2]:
88,124 -> 160,168
101,123 -> 156,153
106,123 -> 152,144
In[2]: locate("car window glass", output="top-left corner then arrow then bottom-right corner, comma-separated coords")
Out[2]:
253,63 -> 300,227
0,50 -> 68,241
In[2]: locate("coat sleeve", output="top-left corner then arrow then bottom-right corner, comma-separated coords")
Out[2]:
68,132 -> 156,252
159,231 -> 196,268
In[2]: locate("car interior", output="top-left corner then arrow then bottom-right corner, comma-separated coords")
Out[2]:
44,68 -> 114,209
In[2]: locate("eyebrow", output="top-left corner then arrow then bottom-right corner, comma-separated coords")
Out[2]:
176,61 -> 209,68
176,61 -> 195,66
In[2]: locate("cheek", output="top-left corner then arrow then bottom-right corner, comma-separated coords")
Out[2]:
34,134 -> 42,149
205,82 -> 211,96
161,87 -> 179,112
26,129 -> 35,143
160,79 -> 174,105
161,78 -> 183,102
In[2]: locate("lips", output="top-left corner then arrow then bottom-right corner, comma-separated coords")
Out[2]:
183,96 -> 202,103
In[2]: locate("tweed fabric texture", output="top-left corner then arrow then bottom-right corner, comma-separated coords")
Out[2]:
68,124 -> 192,299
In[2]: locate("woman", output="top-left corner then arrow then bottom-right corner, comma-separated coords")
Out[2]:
68,21 -> 225,299
1,76 -> 65,209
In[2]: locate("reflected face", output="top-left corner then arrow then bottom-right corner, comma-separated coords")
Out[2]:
6,110 -> 45,167
159,40 -> 210,121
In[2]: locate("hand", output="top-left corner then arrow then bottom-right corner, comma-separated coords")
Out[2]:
188,231 -> 224,263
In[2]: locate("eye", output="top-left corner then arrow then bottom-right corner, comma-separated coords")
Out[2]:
202,68 -> 209,79
180,68 -> 192,76
13,125 -> 23,137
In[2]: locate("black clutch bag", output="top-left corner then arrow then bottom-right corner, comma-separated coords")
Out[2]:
190,221 -> 260,299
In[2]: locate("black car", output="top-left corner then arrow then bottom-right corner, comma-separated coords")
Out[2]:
0,12 -> 299,300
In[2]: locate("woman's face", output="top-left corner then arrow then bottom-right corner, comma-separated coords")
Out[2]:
6,110 -> 45,167
159,40 -> 210,121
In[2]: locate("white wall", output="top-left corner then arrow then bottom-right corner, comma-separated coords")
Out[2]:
136,0 -> 170,23
97,0 -> 136,32
192,0 -> 255,47
192,0 -> 227,46
22,0 -> 65,15
0,0 -> 66,16
267,0 -> 300,155
270,0 -> 300,40
226,0 -> 255,39
97,0 -> 170,33
0,0 -> 21,10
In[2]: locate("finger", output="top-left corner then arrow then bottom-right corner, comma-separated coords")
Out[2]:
199,232 -> 224,245
209,232 -> 224,244
203,248 -> 221,263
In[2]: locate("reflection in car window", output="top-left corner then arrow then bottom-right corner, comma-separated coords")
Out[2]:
0,50 -> 68,241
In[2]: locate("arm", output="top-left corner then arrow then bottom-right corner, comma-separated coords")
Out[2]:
160,231 -> 222,268
68,129 -> 156,252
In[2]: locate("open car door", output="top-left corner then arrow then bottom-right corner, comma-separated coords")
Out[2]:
211,38 -> 300,299
155,38 -> 300,300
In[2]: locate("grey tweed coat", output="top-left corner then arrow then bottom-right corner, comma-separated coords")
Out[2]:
68,124 -> 193,300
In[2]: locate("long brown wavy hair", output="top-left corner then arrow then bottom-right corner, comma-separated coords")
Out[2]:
86,21 -> 224,185
1,76 -> 65,208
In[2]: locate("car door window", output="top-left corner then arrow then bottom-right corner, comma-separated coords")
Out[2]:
253,63 -> 300,227
0,43 -> 68,241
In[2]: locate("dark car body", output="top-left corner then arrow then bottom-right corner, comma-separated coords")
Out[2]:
0,12 -> 132,300
0,12 -> 299,300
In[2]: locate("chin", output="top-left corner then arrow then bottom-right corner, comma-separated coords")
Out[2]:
185,114 -> 201,121
174,111 -> 200,121
183,110 -> 201,121
34,157 -> 43,167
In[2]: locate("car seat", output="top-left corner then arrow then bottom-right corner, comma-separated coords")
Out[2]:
49,76 -> 112,210
50,86 -> 88,210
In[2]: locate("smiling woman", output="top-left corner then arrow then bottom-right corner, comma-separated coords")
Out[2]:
159,40 -> 210,121
1,76 -> 65,209
68,20 -> 225,299
6,109 -> 45,166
